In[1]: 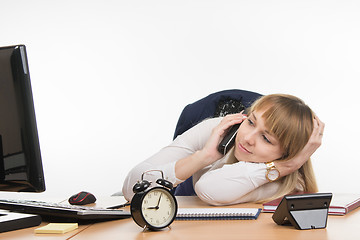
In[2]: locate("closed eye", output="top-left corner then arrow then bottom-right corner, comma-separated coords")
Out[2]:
262,135 -> 272,144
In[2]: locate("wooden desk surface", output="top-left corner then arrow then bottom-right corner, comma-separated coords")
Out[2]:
0,221 -> 90,240
71,196 -> 360,240
0,196 -> 359,240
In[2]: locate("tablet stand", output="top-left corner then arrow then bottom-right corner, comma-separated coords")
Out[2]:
272,193 -> 332,230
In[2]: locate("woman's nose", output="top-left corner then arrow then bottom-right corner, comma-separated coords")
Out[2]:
244,131 -> 256,145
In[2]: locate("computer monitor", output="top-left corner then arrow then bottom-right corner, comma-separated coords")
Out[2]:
0,44 -> 45,193
0,44 -> 46,232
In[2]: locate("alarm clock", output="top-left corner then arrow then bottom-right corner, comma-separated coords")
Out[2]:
130,170 -> 178,230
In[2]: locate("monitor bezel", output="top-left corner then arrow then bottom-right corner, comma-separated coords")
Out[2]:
0,44 -> 45,192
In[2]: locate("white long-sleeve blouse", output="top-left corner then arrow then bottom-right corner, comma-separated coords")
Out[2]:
122,117 -> 281,205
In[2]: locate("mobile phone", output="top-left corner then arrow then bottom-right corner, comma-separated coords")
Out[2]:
217,123 -> 241,155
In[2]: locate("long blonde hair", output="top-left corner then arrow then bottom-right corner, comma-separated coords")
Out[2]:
249,94 -> 318,202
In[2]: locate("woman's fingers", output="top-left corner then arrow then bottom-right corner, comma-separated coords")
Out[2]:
314,115 -> 325,137
217,112 -> 246,136
202,112 -> 246,162
301,115 -> 325,160
311,115 -> 325,145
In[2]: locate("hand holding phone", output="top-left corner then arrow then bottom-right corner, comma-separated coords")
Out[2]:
217,110 -> 248,155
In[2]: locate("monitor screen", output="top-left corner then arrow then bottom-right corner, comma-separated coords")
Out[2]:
0,45 -> 45,192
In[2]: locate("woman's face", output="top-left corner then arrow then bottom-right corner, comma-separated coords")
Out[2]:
234,110 -> 284,163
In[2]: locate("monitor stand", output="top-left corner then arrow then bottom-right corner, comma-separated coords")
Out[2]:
0,210 -> 41,233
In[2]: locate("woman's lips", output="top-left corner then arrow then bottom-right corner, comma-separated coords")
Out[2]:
238,143 -> 252,154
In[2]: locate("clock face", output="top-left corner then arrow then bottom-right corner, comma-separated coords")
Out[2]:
141,187 -> 177,229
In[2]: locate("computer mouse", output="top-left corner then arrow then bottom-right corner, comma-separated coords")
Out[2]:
68,191 -> 96,205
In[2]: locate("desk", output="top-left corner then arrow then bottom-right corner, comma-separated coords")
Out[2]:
75,196 -> 359,240
1,196 -> 359,240
0,221 -> 90,240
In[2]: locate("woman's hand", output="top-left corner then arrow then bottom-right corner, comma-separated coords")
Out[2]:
175,112 -> 246,181
276,115 -> 325,177
298,115 -> 325,162
199,112 -> 246,165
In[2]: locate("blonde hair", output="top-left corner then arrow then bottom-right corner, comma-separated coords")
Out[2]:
249,94 -> 318,202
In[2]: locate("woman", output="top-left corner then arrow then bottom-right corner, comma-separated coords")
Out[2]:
122,94 -> 324,205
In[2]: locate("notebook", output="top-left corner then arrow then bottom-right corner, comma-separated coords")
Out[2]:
262,193 -> 360,215
176,208 -> 261,220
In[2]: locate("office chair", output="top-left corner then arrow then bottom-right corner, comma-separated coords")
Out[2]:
172,89 -> 262,196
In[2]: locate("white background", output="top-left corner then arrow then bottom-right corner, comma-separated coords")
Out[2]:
0,0 -> 359,199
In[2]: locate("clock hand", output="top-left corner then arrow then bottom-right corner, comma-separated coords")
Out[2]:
156,193 -> 163,208
147,206 -> 159,209
147,193 -> 163,210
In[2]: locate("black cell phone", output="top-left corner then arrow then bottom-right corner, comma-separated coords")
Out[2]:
217,123 -> 241,155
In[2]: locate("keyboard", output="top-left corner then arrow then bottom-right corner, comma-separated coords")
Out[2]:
0,199 -> 131,221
